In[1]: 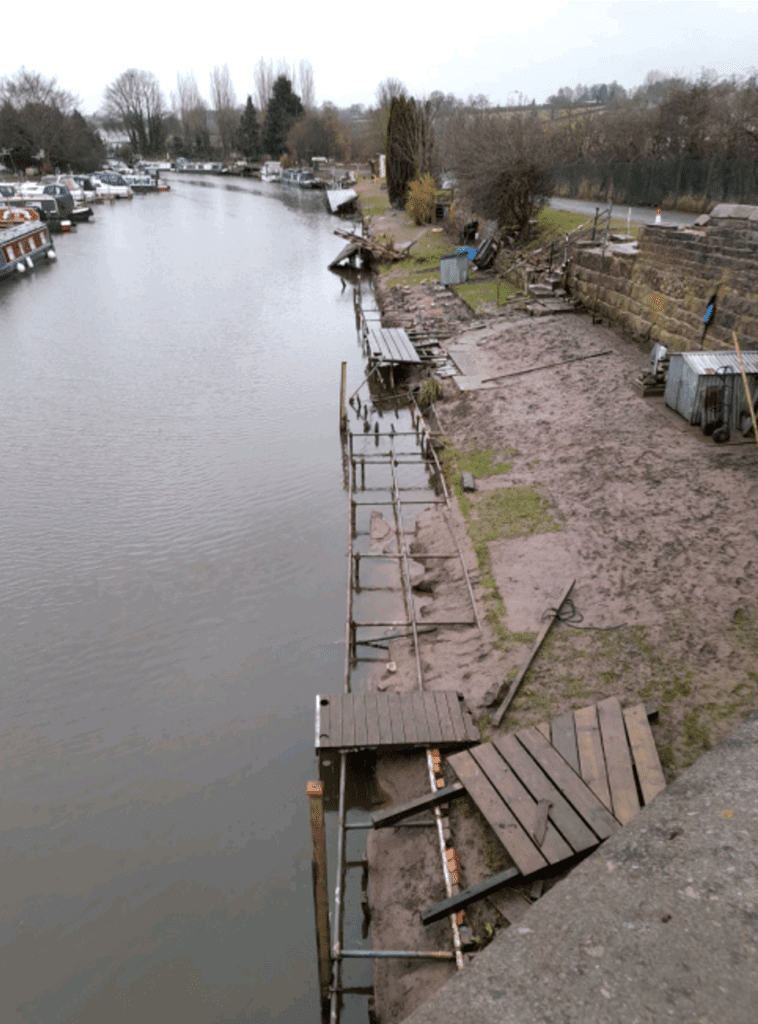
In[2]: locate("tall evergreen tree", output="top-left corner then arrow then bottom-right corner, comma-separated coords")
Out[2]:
261,75 -> 303,157
237,95 -> 260,159
386,95 -> 417,207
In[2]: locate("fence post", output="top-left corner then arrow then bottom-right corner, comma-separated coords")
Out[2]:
307,781 -> 332,1021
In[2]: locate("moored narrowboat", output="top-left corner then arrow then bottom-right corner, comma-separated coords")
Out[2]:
0,221 -> 57,279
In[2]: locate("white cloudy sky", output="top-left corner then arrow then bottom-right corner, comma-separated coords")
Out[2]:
10,0 -> 758,114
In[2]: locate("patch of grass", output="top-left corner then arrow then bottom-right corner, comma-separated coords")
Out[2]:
418,378 -> 444,406
683,707 -> 712,751
452,278 -> 517,311
468,487 -> 562,550
439,443 -> 558,657
477,713 -> 492,744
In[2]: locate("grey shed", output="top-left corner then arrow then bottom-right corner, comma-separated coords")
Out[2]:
439,251 -> 469,286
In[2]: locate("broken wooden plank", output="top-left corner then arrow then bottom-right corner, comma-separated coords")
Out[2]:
487,889 -> 532,925
422,866 -> 521,925
493,580 -> 575,727
623,703 -> 666,805
482,351 -> 613,384
371,782 -> 466,828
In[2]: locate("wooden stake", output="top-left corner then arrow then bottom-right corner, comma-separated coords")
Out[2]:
307,781 -> 332,1019
493,580 -> 575,728
733,331 -> 758,448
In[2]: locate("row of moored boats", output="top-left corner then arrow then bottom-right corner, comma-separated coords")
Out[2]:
0,168 -> 169,281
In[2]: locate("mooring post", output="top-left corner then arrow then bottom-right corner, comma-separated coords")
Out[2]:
307,781 -> 332,1021
339,362 -> 347,434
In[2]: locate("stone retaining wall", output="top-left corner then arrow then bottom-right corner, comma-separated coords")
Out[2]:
566,204 -> 758,350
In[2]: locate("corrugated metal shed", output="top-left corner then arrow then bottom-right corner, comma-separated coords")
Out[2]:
440,251 -> 469,285
665,351 -> 758,429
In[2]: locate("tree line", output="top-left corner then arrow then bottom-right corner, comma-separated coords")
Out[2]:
4,63 -> 758,222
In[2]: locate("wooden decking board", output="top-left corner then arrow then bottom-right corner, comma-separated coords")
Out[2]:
597,697 -> 640,824
515,727 -> 620,839
623,704 -> 667,805
366,324 -> 420,365
433,691 -> 456,742
342,694 -> 356,748
550,710 -> 579,772
387,692 -> 407,745
492,733 -> 599,854
316,695 -> 330,749
574,704 -> 612,811
354,692 -> 369,748
422,693 -> 444,742
536,722 -> 551,741
376,692 -> 393,749
409,693 -> 429,744
444,692 -> 468,741
471,743 -> 574,867
365,692 -> 381,747
327,694 -> 342,748
447,749 -> 549,876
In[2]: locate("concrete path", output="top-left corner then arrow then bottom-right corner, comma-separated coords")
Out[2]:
403,710 -> 758,1024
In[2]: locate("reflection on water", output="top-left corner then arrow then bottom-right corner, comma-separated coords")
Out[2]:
0,175 -> 377,1022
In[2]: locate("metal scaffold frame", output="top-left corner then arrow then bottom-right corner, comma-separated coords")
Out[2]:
313,375 -> 483,1024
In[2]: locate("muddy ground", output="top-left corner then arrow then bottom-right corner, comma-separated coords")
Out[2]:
360,288 -> 758,1023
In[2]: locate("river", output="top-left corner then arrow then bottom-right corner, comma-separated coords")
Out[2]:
0,174 -> 375,1023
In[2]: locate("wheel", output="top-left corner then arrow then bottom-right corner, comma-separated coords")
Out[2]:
713,426 -> 730,444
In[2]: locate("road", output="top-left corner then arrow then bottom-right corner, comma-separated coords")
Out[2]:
545,196 -> 701,229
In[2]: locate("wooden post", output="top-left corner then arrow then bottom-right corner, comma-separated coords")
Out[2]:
307,781 -> 332,1020
339,362 -> 347,434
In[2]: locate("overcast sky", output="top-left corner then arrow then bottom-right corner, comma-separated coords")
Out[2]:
11,0 -> 758,114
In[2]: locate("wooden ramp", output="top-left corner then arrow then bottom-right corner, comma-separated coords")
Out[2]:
421,697 -> 666,924
364,324 -> 421,366
315,691 -> 479,752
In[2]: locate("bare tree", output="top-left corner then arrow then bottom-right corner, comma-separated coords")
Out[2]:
103,69 -> 167,156
298,59 -> 315,110
375,77 -> 408,110
210,63 -> 238,158
449,108 -> 551,238
0,66 -> 78,170
172,71 -> 209,155
253,58 -> 274,115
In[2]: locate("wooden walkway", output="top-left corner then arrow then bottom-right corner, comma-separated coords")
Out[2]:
364,324 -> 421,366
315,691 -> 479,752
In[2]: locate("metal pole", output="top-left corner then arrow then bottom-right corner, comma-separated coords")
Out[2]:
343,433 -> 354,696
339,362 -> 347,434
307,781 -> 332,1020
329,751 -> 348,1024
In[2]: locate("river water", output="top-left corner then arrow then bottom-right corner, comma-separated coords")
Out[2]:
0,175 -> 376,1023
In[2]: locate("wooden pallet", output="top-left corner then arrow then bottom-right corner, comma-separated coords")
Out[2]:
364,324 -> 421,366
421,697 -> 666,923
315,691 -> 479,752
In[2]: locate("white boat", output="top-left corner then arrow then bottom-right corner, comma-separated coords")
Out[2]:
91,172 -> 134,198
260,161 -> 282,182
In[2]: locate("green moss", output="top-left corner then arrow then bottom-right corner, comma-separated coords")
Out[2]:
468,486 -> 562,548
